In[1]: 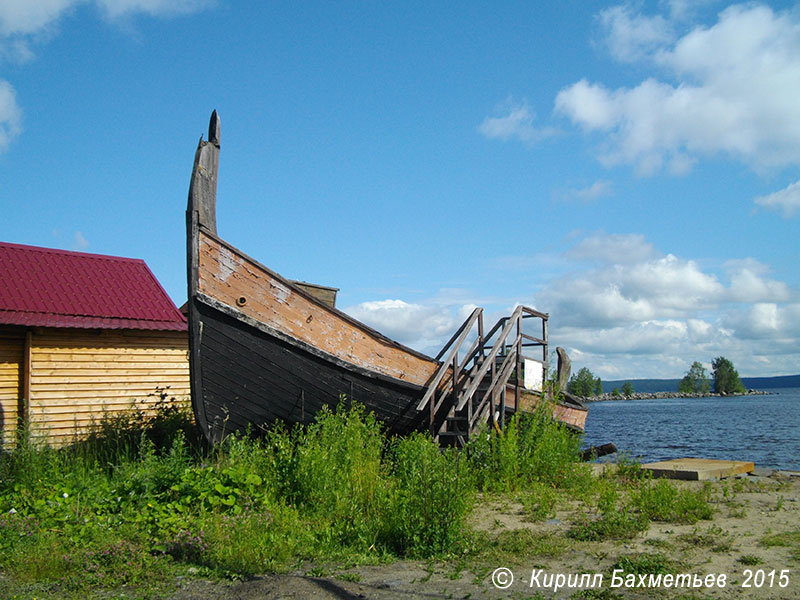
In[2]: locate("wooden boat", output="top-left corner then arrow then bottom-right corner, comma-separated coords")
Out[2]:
186,112 -> 587,444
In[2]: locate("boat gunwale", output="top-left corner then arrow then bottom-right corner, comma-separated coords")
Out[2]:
194,291 -> 427,392
196,225 -> 438,366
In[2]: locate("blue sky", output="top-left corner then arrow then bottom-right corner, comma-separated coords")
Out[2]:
1,0 -> 798,379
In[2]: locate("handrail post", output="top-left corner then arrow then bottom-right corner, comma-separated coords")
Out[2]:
515,312 -> 521,413
430,388 -> 435,435
478,312 -> 484,358
452,353 -> 459,411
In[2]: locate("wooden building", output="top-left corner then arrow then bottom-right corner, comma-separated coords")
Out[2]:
0,242 -> 189,447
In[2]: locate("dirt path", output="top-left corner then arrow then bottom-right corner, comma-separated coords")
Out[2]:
170,472 -> 800,600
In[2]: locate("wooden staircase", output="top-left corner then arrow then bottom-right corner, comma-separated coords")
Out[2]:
418,306 -> 549,447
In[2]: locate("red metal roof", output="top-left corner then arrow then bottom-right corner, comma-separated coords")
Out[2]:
0,242 -> 187,331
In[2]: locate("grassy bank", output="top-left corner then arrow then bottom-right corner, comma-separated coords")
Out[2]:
0,399 -> 792,599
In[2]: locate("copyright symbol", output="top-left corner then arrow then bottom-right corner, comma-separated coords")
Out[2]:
491,567 -> 514,589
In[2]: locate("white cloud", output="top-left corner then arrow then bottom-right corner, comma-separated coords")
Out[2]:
565,180 -> 614,203
755,179 -> 800,218
0,0 -> 210,35
557,4 -> 800,175
0,79 -> 22,152
0,0 -> 77,36
565,232 -> 656,265
541,249 -> 724,330
531,231 -> 799,377
724,258 -> 790,303
344,298 -> 461,352
342,235 -> 799,378
72,230 -> 89,250
558,320 -> 689,355
96,0 -> 213,20
597,5 -> 673,62
724,302 -> 800,341
478,98 -> 555,144
0,0 -> 211,151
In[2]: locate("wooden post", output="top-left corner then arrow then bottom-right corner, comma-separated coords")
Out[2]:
515,315 -> 521,413
187,111 -> 220,235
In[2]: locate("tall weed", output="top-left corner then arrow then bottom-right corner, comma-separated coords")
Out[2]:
467,405 -> 589,492
289,401 -> 389,550
632,479 -> 714,524
386,432 -> 474,557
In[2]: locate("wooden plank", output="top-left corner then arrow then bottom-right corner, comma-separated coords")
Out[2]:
33,341 -> 188,351
34,329 -> 188,342
194,299 -> 425,441
31,387 -> 190,400
197,231 -> 438,385
34,370 -> 188,381
0,335 -> 23,447
642,458 -> 755,481
31,401 -> 189,413
24,329 -> 190,445
31,404 -> 190,420
35,363 -> 189,372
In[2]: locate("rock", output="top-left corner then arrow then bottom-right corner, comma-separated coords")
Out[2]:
751,467 -> 776,477
776,471 -> 800,478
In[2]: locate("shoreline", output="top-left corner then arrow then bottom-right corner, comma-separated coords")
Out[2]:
585,389 -> 771,402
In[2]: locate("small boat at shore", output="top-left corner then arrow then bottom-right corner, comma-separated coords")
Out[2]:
185,112 -> 587,444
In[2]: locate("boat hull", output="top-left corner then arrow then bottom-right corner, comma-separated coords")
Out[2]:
191,297 -> 428,441
184,112 -> 586,443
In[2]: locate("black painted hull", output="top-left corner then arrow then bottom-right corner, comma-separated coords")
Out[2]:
191,298 -> 427,441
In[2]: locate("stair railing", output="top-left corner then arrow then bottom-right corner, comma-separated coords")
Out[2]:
416,307 -> 484,425
419,304 -> 549,444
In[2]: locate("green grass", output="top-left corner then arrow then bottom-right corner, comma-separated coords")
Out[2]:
676,525 -> 734,553
631,479 -> 714,524
0,395 -> 591,597
613,551 -> 676,575
760,530 -> 800,561
568,509 -> 650,541
3,395 -> 736,599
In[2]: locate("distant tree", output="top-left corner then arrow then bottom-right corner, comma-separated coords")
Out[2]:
611,388 -> 621,397
678,361 -> 711,394
594,377 -> 603,396
621,381 -> 634,397
568,367 -> 597,397
712,357 -> 746,394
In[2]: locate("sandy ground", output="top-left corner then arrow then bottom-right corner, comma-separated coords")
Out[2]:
170,471 -> 800,600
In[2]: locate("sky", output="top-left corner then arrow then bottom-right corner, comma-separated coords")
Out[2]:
1,0 -> 798,380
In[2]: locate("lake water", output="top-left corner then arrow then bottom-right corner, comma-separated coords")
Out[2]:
581,387 -> 800,471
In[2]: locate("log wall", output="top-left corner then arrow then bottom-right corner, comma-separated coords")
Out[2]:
0,334 -> 23,447
0,328 -> 190,447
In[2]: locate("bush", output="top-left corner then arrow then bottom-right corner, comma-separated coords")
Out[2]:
289,401 -> 389,550
385,433 -> 474,557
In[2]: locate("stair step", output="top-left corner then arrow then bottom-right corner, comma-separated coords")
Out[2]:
442,425 -> 469,433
